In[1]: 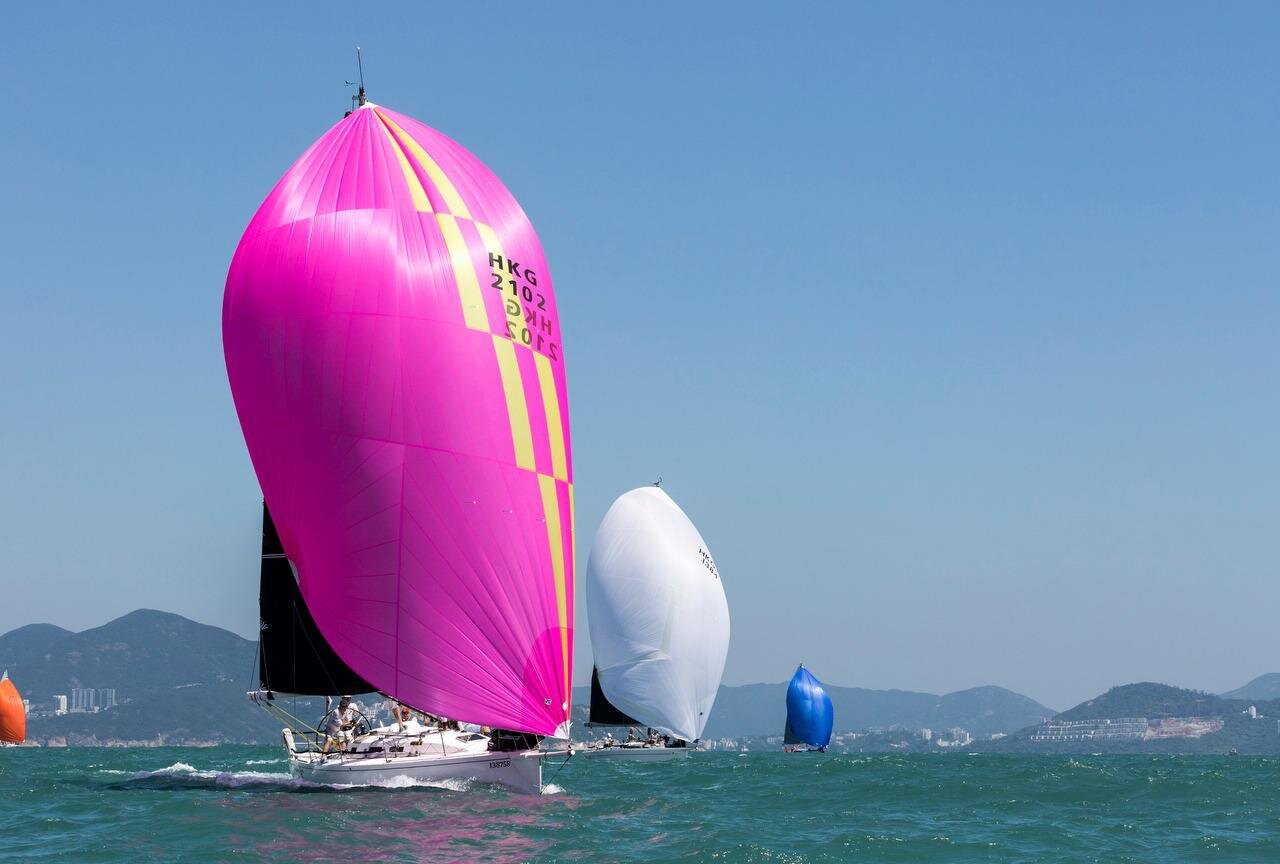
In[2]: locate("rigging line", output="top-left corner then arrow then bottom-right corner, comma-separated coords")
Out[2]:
546,747 -> 575,784
293,597 -> 350,696
256,508 -> 273,693
260,698 -> 320,734
259,699 -> 325,750
261,628 -> 273,693
246,624 -> 262,692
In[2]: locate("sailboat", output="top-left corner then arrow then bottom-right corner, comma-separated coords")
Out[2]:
583,486 -> 730,758
783,665 -> 833,752
223,84 -> 575,794
0,671 -> 25,747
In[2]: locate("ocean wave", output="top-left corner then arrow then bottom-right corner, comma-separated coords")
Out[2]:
120,763 -> 305,791
27,752 -> 1280,861
108,762 -> 478,794
331,774 -> 475,793
143,762 -> 199,776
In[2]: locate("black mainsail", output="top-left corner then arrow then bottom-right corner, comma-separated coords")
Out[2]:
586,665 -> 640,726
257,504 -> 373,696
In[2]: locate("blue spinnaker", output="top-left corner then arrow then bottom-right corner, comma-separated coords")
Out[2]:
784,665 -> 834,750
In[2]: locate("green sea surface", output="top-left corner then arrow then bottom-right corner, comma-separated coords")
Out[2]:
1,747 -> 1277,862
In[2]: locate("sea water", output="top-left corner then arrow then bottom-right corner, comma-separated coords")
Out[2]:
1,747 -> 1277,862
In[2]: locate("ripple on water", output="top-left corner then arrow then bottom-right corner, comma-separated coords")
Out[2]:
1,748 -> 1279,862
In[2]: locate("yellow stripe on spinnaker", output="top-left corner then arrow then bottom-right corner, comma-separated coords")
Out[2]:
539,473 -> 570,703
492,335 -> 536,471
568,482 -> 576,583
377,120 -> 432,212
372,106 -> 572,711
436,214 -> 489,332
376,109 -> 473,219
474,221 -> 525,339
534,352 -> 567,482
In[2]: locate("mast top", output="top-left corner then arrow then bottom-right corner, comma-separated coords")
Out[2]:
355,47 -> 367,106
344,47 -> 369,116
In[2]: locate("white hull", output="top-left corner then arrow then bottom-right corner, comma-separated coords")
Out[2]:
580,744 -> 690,760
285,723 -> 550,794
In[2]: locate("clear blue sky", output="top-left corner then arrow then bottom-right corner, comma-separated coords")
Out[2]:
2,2 -> 1277,710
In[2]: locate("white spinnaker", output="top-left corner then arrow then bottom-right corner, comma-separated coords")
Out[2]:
586,487 -> 730,742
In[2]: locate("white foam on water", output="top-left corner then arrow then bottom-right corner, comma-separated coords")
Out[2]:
123,763 -> 310,790
541,783 -> 564,795
244,758 -> 284,766
210,771 -> 300,789
331,774 -> 473,793
118,761 -> 485,794
138,762 -> 199,776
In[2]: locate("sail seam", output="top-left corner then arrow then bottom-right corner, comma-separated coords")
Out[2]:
375,110 -> 473,218
375,119 -> 433,212
394,460 -> 406,706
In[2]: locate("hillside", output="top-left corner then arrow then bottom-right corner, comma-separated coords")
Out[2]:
1222,673 -> 1280,702
0,610 -> 308,744
4,608 -> 1059,745
0,622 -> 74,657
979,683 -> 1280,755
573,681 -> 1055,739
13,610 -> 1266,752
1056,682 -> 1225,721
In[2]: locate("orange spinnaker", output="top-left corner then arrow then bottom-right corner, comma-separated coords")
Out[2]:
0,676 -> 25,744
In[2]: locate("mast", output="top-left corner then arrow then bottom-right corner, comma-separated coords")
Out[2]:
344,47 -> 368,116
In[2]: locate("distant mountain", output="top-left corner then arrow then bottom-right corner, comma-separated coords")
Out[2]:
980,682 -> 1280,755
0,610 -> 299,745
0,623 -> 73,658
572,681 -> 1055,739
1056,682 -> 1225,721
1222,673 -> 1280,702
20,610 -> 1265,753
5,607 -> 1058,746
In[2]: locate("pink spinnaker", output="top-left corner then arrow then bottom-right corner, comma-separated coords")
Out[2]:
223,104 -> 574,737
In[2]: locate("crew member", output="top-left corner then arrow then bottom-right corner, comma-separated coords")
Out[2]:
322,695 -> 356,754
391,702 -> 413,732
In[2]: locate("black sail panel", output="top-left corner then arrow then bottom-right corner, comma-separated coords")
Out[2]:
258,503 -> 374,696
587,666 -> 640,726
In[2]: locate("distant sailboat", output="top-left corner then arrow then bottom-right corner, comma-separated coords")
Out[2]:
584,486 -> 730,758
784,665 -> 833,752
0,671 -> 25,746
224,88 -> 574,793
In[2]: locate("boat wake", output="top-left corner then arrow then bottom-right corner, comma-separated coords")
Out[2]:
106,762 -> 475,793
